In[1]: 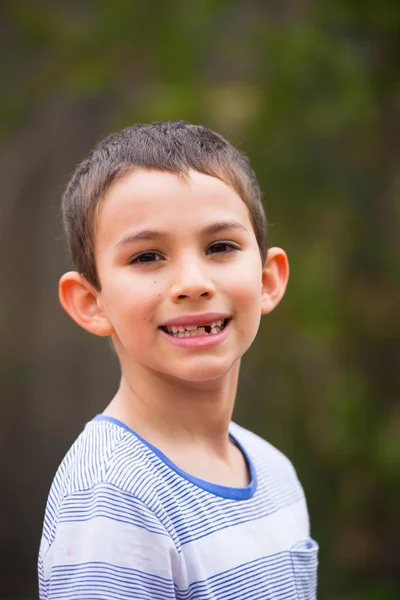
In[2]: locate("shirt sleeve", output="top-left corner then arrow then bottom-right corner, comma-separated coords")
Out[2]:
39,482 -> 179,599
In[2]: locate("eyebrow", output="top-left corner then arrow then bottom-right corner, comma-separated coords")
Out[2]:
114,220 -> 248,248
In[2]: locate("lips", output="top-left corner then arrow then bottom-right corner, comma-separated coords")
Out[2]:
159,317 -> 231,348
161,319 -> 229,337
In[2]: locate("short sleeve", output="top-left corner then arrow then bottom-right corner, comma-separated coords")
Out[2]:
38,482 -> 180,599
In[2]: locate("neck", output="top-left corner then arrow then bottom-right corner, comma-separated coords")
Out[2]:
103,360 -> 241,457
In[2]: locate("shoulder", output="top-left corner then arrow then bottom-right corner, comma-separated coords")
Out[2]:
41,419 -> 176,550
231,422 -> 309,530
230,421 -> 293,465
230,421 -> 303,490
49,418 -> 161,499
39,420 -> 181,596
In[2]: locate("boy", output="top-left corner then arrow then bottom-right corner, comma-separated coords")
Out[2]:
39,121 -> 318,599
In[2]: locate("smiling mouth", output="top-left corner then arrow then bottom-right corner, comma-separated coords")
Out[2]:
160,318 -> 230,338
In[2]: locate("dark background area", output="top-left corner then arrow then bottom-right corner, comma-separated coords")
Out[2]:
0,1 -> 399,598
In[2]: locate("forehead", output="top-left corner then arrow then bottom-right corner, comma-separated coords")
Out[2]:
96,168 -> 253,244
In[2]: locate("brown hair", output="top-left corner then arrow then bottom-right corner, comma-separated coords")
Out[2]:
62,120 -> 267,290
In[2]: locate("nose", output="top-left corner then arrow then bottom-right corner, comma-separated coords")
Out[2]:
169,256 -> 215,303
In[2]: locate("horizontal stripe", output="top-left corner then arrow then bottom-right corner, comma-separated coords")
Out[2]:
58,485 -> 168,535
47,562 -> 175,600
42,516 -> 180,582
180,499 -> 309,587
176,553 -> 297,600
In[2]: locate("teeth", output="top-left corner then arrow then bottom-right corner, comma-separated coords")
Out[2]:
163,318 -> 228,337
211,320 -> 222,328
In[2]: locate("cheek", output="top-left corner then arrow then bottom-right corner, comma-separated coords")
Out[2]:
226,262 -> 263,318
101,276 -> 160,329
229,253 -> 262,295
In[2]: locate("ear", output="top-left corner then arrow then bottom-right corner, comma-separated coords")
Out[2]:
58,271 -> 114,337
261,247 -> 289,315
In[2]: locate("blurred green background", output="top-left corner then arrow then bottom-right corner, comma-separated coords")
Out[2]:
0,1 -> 399,598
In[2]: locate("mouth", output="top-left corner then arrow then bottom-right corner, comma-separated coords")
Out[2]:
159,318 -> 231,338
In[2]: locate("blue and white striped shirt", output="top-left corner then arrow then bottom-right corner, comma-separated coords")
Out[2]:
39,416 -> 318,599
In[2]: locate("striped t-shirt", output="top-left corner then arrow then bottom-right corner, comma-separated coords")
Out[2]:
39,416 -> 318,599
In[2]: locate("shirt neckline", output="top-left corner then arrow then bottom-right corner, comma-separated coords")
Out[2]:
92,414 -> 257,501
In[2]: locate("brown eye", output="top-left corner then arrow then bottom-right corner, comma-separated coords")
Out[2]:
206,242 -> 238,255
129,252 -> 163,265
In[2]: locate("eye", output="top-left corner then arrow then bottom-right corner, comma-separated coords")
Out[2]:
206,242 -> 239,255
129,251 -> 164,265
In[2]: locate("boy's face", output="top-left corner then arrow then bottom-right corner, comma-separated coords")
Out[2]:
91,169 -> 279,383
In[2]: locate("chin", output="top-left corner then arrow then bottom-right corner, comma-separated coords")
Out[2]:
167,356 -> 239,385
